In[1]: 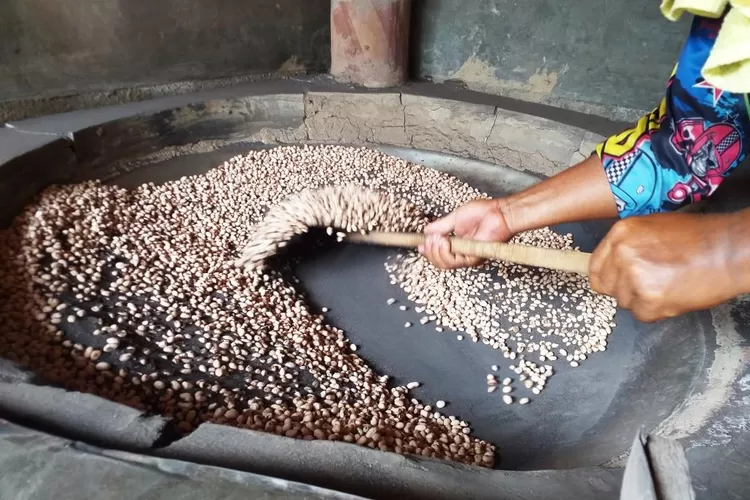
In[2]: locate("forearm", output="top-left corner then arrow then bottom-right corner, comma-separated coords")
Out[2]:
725,208 -> 750,296
499,155 -> 619,234
587,207 -> 750,322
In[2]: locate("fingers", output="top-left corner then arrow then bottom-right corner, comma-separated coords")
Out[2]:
631,303 -> 667,323
590,228 -> 665,322
420,203 -> 507,269
419,234 -> 480,269
589,235 -> 616,296
420,212 -> 471,269
425,212 -> 457,236
590,229 -> 639,313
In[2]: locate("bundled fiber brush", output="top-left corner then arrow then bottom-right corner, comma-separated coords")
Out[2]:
235,185 -> 592,276
235,185 -> 427,270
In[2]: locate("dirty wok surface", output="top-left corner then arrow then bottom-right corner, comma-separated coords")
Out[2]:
112,144 -> 710,470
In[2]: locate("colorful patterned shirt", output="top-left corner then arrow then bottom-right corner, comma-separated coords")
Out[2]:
595,13 -> 750,218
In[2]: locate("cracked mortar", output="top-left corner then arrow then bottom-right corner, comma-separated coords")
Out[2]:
85,91 -> 586,180
304,92 -> 601,177
3,84 -> 608,182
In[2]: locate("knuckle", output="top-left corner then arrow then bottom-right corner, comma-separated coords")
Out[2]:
634,308 -> 661,323
588,261 -> 612,294
640,289 -> 662,303
612,240 -> 638,262
588,272 -> 604,294
588,253 -> 605,277
635,282 -> 666,303
617,295 -> 633,310
659,308 -> 679,320
609,219 -> 633,239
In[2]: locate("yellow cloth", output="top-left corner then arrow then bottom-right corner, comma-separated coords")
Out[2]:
661,0 -> 728,20
660,0 -> 750,93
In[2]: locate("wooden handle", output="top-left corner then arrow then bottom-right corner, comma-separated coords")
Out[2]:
346,231 -> 591,276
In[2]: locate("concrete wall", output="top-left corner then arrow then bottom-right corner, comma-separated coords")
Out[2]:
411,0 -> 691,121
0,0 -> 689,123
0,0 -> 329,101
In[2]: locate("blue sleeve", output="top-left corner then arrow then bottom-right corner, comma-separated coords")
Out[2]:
595,14 -> 750,218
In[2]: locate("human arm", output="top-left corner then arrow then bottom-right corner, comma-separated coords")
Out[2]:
418,154 -> 617,268
589,209 -> 750,322
419,163 -> 750,321
422,15 -> 750,265
422,12 -> 750,256
420,14 -> 750,321
420,150 -> 750,320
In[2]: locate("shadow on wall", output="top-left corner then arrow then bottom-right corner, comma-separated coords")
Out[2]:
409,0 -> 691,122
0,0 -> 330,102
1,0 -> 690,124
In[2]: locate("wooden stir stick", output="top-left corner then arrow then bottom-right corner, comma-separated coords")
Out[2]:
346,231 -> 591,276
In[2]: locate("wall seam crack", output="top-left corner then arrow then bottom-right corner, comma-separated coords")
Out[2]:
399,92 -> 408,145
301,92 -> 311,141
483,106 -> 499,145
